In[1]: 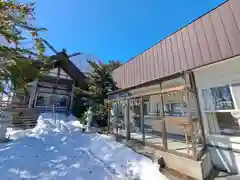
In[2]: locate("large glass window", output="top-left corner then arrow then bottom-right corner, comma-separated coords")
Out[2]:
109,75 -> 205,159
202,84 -> 240,136
35,93 -> 69,108
162,76 -> 203,158
129,98 -> 142,140
143,95 -> 161,117
164,103 -> 187,117
112,102 -> 124,117
202,85 -> 234,111
110,101 -> 127,137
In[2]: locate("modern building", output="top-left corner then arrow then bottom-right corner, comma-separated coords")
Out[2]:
108,0 -> 240,179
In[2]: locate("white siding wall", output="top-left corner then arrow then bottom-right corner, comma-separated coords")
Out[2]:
194,56 -> 240,89
193,55 -> 240,173
48,68 -> 73,80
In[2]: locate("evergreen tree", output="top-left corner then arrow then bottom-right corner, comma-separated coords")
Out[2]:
0,0 -> 50,93
75,60 -> 121,126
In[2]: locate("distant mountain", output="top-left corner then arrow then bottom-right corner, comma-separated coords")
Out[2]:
69,53 -> 99,73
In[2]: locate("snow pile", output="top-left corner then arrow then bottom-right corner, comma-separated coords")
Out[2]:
0,112 -> 168,180
80,134 -> 167,180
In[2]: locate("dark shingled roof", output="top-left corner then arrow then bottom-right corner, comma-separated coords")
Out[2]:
40,52 -> 88,89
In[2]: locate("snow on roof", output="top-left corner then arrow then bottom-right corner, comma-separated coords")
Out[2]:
70,53 -> 99,73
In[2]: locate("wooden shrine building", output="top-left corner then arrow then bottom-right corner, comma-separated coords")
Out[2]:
11,52 -> 88,112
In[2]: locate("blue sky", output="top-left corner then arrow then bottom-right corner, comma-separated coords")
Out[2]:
35,0 -> 226,63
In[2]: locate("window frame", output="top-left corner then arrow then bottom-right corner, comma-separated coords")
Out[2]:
34,93 -> 69,108
201,84 -> 238,112
200,83 -> 240,139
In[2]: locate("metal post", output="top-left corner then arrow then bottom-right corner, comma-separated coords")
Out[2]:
183,72 -> 197,160
52,104 -> 56,123
189,71 -> 206,148
69,81 -> 75,111
116,101 -> 119,138
125,100 -> 130,140
160,81 -> 168,151
140,96 -> 145,144
107,101 -> 111,134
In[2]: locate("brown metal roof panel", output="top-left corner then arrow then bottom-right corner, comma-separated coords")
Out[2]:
155,43 -> 163,78
194,19 -> 212,64
124,64 -> 128,89
111,0 -> 240,90
125,65 -> 129,89
132,59 -> 136,86
136,57 -> 141,84
219,2 -> 240,55
126,63 -> 129,88
129,58 -> 133,87
153,46 -> 159,80
123,64 -> 127,88
210,9 -> 233,59
146,51 -> 150,83
137,55 -> 141,85
147,51 -> 152,81
143,51 -> 149,83
143,52 -> 149,83
161,41 -> 169,76
176,31 -> 188,71
117,69 -> 122,89
147,49 -> 154,82
120,66 -> 124,89
121,66 -> 125,88
148,50 -> 152,81
166,37 -> 175,74
140,53 -> 144,84
135,58 -> 140,86
148,48 -> 155,81
170,34 -> 181,72
126,61 -> 130,88
127,63 -> 131,88
140,53 -> 145,84
201,14 -> 222,62
131,62 -> 134,87
151,45 -> 158,78
137,56 -> 142,85
188,23 -> 203,67
182,28 -> 195,69
138,54 -> 142,85
159,43 -> 166,78
230,0 -> 240,32
134,56 -> 139,86
152,47 -> 158,80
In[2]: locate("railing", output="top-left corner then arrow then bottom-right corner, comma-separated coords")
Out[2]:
51,104 -> 63,130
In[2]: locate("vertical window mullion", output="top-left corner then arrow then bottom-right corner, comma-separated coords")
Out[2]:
229,84 -> 238,110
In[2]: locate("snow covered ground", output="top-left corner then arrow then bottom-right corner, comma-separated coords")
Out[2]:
0,113 -> 168,180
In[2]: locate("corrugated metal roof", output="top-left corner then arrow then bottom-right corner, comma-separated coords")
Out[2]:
112,0 -> 240,90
